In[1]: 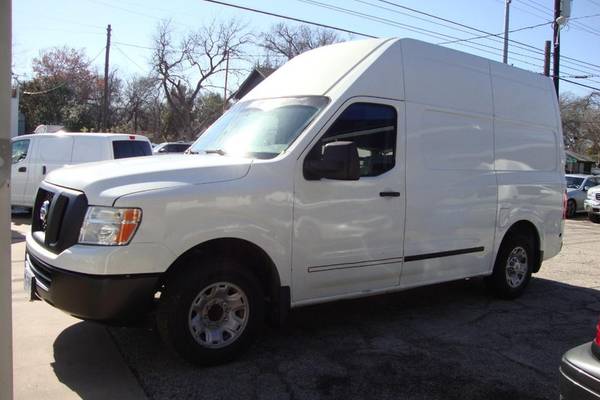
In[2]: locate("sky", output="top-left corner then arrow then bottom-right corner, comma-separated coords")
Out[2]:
11,0 -> 600,97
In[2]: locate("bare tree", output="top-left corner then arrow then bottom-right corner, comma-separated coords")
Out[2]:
152,20 -> 250,139
259,23 -> 342,62
561,92 -> 600,159
120,76 -> 159,133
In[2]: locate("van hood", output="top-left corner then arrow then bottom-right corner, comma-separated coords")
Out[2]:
45,154 -> 252,205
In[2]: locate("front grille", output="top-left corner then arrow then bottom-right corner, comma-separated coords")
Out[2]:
27,253 -> 53,290
32,183 -> 88,254
596,193 -> 600,201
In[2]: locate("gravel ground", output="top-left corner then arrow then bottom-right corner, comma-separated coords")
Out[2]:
108,216 -> 600,400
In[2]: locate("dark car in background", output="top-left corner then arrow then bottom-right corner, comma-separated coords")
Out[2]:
153,142 -> 192,155
560,321 -> 600,399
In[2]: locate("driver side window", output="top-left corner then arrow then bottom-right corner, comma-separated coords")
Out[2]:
12,139 -> 30,164
311,103 -> 397,177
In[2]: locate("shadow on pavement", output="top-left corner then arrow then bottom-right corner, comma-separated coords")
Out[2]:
106,277 -> 600,400
11,229 -> 25,244
52,321 -> 145,400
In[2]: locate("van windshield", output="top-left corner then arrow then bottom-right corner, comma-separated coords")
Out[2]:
188,96 -> 329,159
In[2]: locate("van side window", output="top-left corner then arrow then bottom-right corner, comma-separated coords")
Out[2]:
315,103 -> 397,177
11,139 -> 30,164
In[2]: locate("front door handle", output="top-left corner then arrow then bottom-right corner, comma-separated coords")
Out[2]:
42,165 -> 47,175
380,191 -> 400,197
18,167 -> 26,173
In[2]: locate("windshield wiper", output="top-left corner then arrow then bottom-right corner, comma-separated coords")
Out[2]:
204,149 -> 227,156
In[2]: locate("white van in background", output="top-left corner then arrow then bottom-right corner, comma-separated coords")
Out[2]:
25,38 -> 565,365
11,133 -> 152,208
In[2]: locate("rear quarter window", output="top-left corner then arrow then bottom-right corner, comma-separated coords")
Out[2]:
112,140 -> 152,159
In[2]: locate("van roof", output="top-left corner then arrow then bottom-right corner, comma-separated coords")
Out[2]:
13,132 -> 150,140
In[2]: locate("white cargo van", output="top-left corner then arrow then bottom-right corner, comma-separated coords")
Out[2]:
24,38 -> 565,365
11,132 -> 152,208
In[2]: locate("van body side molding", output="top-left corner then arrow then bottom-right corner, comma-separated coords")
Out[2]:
307,246 -> 485,272
404,247 -> 485,262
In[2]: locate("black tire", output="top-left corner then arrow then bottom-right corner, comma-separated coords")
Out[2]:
156,257 -> 264,366
485,233 -> 534,299
589,213 -> 600,224
566,199 -> 576,219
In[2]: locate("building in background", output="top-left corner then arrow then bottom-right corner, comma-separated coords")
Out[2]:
232,67 -> 275,101
565,150 -> 596,174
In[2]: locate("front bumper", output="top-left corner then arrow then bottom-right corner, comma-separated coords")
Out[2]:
26,250 -> 160,323
560,342 -> 600,400
585,200 -> 600,215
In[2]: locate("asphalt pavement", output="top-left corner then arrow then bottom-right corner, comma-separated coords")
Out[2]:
109,216 -> 600,400
11,214 -> 600,400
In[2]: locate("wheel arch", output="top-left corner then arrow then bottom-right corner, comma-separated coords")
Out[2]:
159,237 -> 288,322
497,220 -> 542,273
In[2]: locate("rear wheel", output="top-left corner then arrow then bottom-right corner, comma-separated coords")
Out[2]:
486,233 -> 534,299
566,199 -> 576,219
156,257 -> 264,366
589,213 -> 600,224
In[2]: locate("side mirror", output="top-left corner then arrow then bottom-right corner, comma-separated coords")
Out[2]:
304,141 -> 360,181
158,148 -> 168,153
12,153 -> 26,164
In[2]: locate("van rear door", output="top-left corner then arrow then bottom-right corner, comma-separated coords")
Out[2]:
25,136 -> 74,205
10,138 -> 32,206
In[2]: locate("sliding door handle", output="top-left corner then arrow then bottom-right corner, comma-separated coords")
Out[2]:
379,191 -> 400,197
18,167 -> 26,173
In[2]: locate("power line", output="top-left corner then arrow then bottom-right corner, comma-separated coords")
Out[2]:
438,21 -> 552,45
358,0 -> 600,75
200,0 -> 376,38
298,0 -> 546,63
202,0 -> 600,86
559,77 -> 600,91
302,0 -> 600,79
352,0 -> 551,57
21,82 -> 68,95
113,41 -> 154,50
586,0 -> 600,8
372,0 -> 600,75
518,0 -> 600,37
114,44 -> 149,72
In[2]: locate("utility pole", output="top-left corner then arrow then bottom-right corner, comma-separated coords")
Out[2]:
223,49 -> 229,113
544,40 -> 551,76
102,24 -> 112,131
553,0 -> 561,94
502,0 -> 512,64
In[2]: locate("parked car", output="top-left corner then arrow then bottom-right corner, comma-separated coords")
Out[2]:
565,174 -> 600,218
585,186 -> 600,223
11,132 -> 152,208
24,38 -> 565,366
153,142 -> 192,155
559,321 -> 600,399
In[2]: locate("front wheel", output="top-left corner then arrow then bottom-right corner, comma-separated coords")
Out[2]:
486,233 -> 534,299
156,259 -> 264,366
589,213 -> 600,224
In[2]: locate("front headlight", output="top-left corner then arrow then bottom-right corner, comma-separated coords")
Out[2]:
78,206 -> 142,246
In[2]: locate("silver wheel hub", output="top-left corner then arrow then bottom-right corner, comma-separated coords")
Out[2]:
188,282 -> 249,349
505,246 -> 528,288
